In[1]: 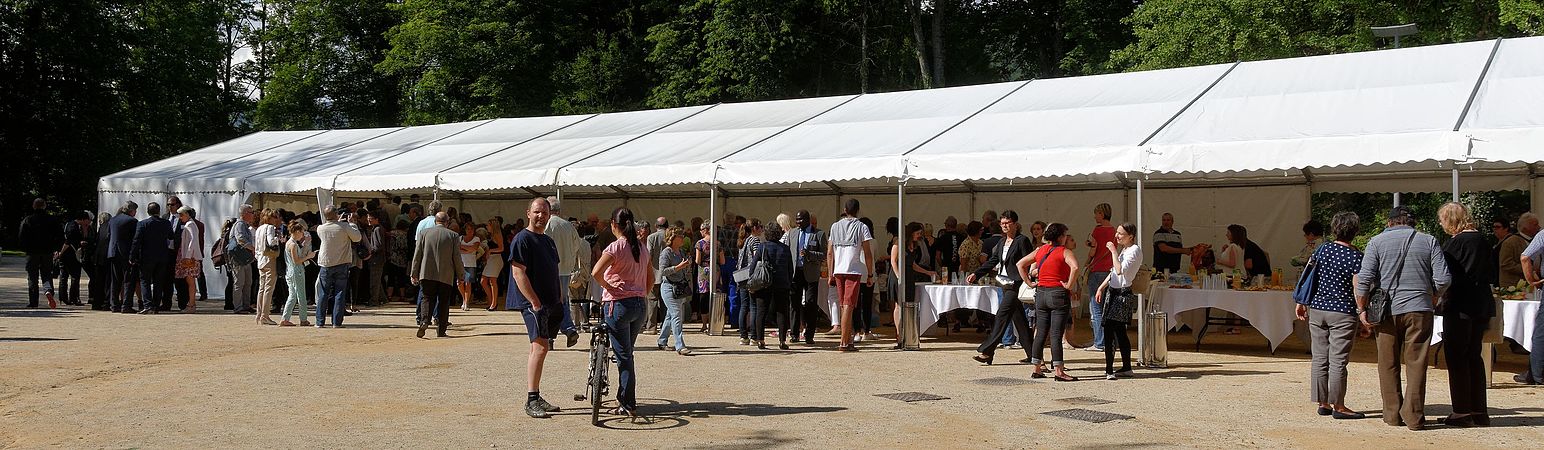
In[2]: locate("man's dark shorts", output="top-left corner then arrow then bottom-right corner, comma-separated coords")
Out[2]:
522,306 -> 562,342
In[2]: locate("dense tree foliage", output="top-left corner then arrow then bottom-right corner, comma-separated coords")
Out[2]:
3,0 -> 1541,244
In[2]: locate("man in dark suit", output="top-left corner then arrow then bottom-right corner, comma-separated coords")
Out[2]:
967,210 -> 1035,365
107,202 -> 140,313
785,210 -> 828,343
132,202 -> 174,314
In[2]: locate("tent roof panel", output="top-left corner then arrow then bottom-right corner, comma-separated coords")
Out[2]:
910,64 -> 1232,156
559,96 -> 857,186
439,105 -> 712,190
332,114 -> 593,192
169,128 -> 400,193
99,130 -> 325,192
1460,36 -> 1544,164
245,121 -> 490,194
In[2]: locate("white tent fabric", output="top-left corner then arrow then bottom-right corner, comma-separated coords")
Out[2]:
244,121 -> 490,194
332,115 -> 594,192
169,127 -> 402,193
907,64 -> 1234,181
1143,40 -> 1499,175
438,105 -> 714,191
716,81 -> 1027,184
98,130 -> 325,193
1459,37 -> 1544,165
559,96 -> 858,187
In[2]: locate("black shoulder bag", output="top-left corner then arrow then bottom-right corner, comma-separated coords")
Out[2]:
1366,230 -> 1417,324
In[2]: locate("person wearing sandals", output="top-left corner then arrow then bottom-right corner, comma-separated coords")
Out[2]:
656,226 -> 694,355
1019,223 -> 1081,382
1295,212 -> 1366,420
827,199 -> 875,353
174,207 -> 203,314
280,220 -> 315,327
592,207 -> 652,417
1093,222 -> 1140,380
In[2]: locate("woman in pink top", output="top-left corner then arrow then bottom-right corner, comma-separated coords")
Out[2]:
590,207 -> 652,417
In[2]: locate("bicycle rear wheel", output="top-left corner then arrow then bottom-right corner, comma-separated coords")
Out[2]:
590,334 -> 608,426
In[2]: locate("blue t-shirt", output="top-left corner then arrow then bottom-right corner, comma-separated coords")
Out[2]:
1524,235 -> 1544,284
1303,242 -> 1362,314
505,229 -> 561,310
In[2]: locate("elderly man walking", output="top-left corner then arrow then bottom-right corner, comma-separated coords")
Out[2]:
411,212 -> 460,338
1355,206 -> 1450,431
316,205 -> 362,328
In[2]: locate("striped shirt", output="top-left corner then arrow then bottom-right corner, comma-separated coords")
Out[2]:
1354,226 -> 1451,316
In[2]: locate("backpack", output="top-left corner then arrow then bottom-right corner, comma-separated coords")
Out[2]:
210,237 -> 227,267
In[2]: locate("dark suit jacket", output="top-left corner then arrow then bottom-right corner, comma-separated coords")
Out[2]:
131,216 -> 173,265
95,221 -> 113,262
972,233 -> 1033,288
785,226 -> 828,280
170,216 -> 184,260
107,213 -> 138,260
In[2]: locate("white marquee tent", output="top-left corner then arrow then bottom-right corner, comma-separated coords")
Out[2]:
100,36 -> 1544,300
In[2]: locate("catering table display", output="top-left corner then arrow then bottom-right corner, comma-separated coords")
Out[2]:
1432,296 -> 1539,352
1148,284 -> 1297,352
914,284 -> 1002,334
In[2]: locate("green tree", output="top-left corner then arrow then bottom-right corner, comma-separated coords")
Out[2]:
255,0 -> 400,129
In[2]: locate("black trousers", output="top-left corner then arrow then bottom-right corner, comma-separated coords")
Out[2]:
417,280 -> 454,331
58,257 -> 82,305
755,287 -> 792,343
978,285 -> 1033,358
1103,319 -> 1133,373
25,253 -> 54,307
790,271 -> 820,340
1444,316 -> 1489,416
90,260 -> 111,309
138,261 -> 172,311
155,259 -> 175,310
109,257 -> 135,311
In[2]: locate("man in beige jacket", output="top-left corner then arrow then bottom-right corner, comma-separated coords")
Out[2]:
411,212 -> 461,338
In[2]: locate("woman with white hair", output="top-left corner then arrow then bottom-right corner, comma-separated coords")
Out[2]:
175,206 -> 203,313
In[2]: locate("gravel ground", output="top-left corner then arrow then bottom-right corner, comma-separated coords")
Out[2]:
1,255 -> 1539,449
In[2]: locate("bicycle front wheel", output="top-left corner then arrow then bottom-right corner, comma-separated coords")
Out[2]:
590,337 -> 608,426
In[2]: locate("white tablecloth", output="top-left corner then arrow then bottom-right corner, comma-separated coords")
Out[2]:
916,284 -> 1002,333
1433,299 -> 1539,352
1149,286 -> 1297,352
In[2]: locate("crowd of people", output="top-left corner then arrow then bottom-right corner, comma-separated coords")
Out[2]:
13,192 -> 1544,427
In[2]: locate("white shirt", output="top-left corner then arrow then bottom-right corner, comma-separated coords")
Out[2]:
995,241 -> 1014,285
543,216 -> 589,276
254,223 -> 280,269
459,236 -> 482,268
178,221 -> 202,260
829,217 -> 873,276
1108,245 -> 1141,289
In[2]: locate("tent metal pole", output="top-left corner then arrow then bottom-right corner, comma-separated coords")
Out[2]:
1452,168 -> 1460,202
898,179 -> 919,350
708,184 -> 720,336
1135,177 -> 1145,365
1394,192 -> 1401,207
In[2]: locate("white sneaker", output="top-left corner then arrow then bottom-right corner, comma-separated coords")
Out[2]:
1105,374 -> 1117,381
854,334 -> 865,343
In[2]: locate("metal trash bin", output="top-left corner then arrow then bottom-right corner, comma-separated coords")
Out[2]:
1143,308 -> 1168,368
899,300 -> 920,350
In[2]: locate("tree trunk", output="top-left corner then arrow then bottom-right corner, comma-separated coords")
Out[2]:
859,0 -> 869,93
930,0 -> 946,87
908,0 -> 931,88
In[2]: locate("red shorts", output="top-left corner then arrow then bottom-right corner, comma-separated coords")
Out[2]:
833,274 -> 862,308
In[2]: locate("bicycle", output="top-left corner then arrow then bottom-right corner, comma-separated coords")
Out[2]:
573,300 -> 611,426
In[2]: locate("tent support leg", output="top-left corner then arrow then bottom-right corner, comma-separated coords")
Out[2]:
1135,177 -> 1145,366
1451,168 -> 1460,202
897,180 -> 919,350
708,185 -> 721,336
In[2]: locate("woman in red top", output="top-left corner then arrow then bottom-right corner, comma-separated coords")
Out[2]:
1017,223 -> 1081,382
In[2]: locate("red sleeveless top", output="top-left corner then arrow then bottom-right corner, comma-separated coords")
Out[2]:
1031,245 -> 1072,288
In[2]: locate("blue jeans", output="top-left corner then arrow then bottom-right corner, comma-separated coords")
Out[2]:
658,283 -> 688,351
1087,271 -> 1109,348
318,264 -> 350,326
1532,290 -> 1544,383
605,297 -> 646,410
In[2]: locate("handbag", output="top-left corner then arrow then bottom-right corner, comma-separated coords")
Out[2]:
1103,287 -> 1137,323
1018,244 -> 1057,301
732,239 -> 770,292
1367,230 -> 1417,325
1291,243 -> 1326,304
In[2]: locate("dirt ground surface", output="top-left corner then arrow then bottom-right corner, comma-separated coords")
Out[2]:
1,257 -> 1540,449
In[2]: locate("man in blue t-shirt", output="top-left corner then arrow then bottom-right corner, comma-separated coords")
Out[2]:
507,197 -> 564,418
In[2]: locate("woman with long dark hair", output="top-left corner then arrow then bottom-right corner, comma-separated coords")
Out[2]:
591,207 -> 652,417
891,222 -> 936,349
1018,222 -> 1081,382
1093,222 -> 1140,380
735,219 -> 765,346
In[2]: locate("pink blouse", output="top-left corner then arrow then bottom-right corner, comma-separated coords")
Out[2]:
602,239 -> 650,302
